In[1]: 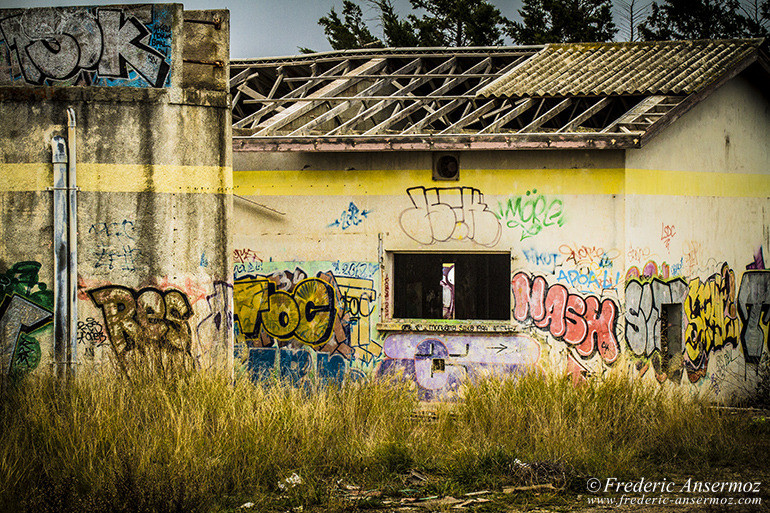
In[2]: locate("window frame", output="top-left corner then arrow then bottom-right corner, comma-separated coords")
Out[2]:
381,249 -> 513,328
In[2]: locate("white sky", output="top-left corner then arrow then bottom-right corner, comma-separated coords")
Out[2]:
0,0 -> 527,58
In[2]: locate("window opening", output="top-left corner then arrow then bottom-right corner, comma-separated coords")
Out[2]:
393,252 -> 509,320
660,303 -> 682,373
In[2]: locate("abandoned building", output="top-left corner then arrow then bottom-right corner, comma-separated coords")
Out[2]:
1,3 -> 769,403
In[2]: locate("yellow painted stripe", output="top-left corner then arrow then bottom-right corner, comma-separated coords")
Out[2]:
1,163 -> 233,194
235,168 -> 625,196
626,168 -> 770,197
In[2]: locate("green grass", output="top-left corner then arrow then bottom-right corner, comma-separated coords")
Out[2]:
0,363 -> 764,512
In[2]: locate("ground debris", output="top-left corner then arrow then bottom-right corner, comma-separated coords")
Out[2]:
503,483 -> 560,493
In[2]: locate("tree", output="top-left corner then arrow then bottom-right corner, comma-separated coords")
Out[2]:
507,0 -> 618,44
318,0 -> 381,50
617,0 -> 652,41
406,0 -> 508,46
371,0 -> 420,47
638,0 -> 768,40
318,0 -> 509,50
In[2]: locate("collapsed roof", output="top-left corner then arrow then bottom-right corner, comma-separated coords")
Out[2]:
230,39 -> 768,152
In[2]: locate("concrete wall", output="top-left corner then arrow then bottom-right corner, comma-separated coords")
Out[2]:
0,5 -> 232,383
624,75 -> 770,403
233,149 -> 626,399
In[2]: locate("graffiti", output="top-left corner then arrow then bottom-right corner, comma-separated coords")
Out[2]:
627,245 -> 653,264
556,269 -> 621,294
625,277 -> 688,357
559,244 -> 618,270
234,248 -> 262,264
234,265 -> 381,364
234,261 -> 264,278
0,6 -> 172,87
247,347 -> 362,386
737,271 -> 770,364
88,285 -> 195,372
1,295 -> 52,377
196,281 -> 234,362
328,202 -> 371,230
377,334 -> 539,400
383,273 -> 391,320
625,260 -> 681,282
511,272 -> 619,364
200,252 -> 208,268
89,219 -> 142,272
496,189 -> 565,241
234,276 -> 335,347
709,350 -> 740,396
523,248 -> 561,272
661,223 -> 676,251
400,186 -> 501,247
0,261 -> 53,377
683,264 -> 739,381
747,247 -> 765,270
76,317 -> 108,358
331,261 -> 379,279
682,240 -> 703,274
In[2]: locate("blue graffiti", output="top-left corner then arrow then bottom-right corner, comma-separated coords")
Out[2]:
557,268 -> 621,292
247,347 -> 363,385
523,248 -> 560,270
329,202 -> 371,230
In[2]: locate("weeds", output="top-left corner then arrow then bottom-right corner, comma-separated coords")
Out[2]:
0,364 -> 761,512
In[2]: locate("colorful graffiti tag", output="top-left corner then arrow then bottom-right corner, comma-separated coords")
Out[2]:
683,264 -> 739,381
400,186 -> 501,247
737,271 -> 770,365
0,262 -> 53,378
0,6 -> 172,87
625,277 -> 688,357
233,263 -> 381,366
496,189 -> 565,241
511,271 -> 620,364
377,334 -> 540,400
88,285 -> 195,373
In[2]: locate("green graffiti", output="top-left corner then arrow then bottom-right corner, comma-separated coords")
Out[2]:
496,189 -> 565,240
0,261 -> 53,375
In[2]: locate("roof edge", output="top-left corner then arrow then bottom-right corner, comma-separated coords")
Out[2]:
233,133 -> 641,152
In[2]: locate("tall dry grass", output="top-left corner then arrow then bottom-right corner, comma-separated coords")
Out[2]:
0,362 -> 748,512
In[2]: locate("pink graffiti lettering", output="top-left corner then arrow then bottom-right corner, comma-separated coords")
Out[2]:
511,272 -> 619,364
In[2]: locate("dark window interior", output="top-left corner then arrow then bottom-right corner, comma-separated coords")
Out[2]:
393,253 -> 510,320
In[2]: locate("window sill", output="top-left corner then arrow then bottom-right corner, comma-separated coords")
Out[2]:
376,320 -> 519,334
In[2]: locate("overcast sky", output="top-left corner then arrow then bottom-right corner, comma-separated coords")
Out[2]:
1,0 -> 529,58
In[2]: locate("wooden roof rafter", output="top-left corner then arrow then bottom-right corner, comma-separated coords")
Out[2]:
231,40 -> 765,151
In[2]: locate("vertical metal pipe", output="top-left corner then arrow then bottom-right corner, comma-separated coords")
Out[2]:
66,109 -> 78,375
52,136 -> 68,377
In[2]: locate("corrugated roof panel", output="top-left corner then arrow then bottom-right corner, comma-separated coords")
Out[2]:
479,39 -> 764,98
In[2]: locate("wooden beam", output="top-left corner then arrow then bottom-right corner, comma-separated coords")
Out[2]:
438,99 -> 498,134
287,58 -> 422,136
478,98 -> 536,133
232,59 -> 353,129
557,97 -> 611,132
368,58 -> 496,135
601,95 -> 667,133
518,98 -> 572,132
233,132 -> 643,152
254,58 -> 387,135
329,57 -> 458,136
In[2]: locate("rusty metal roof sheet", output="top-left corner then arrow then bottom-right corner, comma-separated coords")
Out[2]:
479,39 -> 765,98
